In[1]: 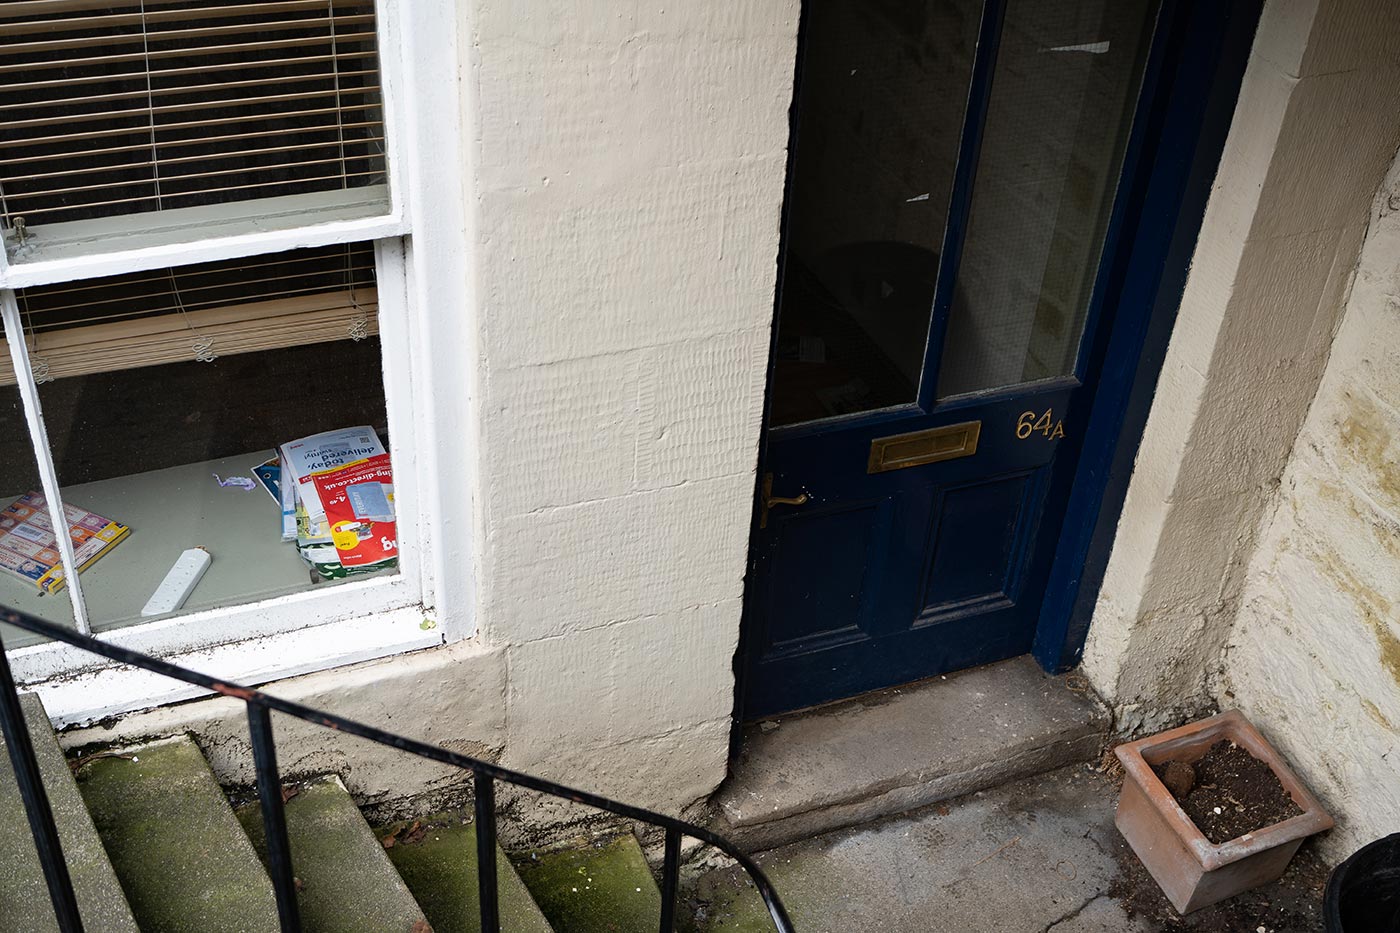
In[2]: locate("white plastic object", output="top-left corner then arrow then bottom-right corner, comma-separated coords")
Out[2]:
141,547 -> 212,617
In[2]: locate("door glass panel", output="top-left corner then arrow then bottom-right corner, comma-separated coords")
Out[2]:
769,0 -> 982,427
936,0 -> 1159,399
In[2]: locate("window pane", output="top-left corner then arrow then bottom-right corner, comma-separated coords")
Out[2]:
0,381 -> 79,649
0,0 -> 388,259
18,247 -> 398,633
769,0 -> 982,427
936,0 -> 1158,398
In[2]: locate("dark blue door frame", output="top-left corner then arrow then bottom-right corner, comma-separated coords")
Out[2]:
732,0 -> 1265,727
1031,0 -> 1265,672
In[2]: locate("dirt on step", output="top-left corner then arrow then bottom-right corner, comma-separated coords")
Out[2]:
1154,740 -> 1303,844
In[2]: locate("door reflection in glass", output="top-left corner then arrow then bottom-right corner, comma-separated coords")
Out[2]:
770,0 -> 981,427
937,0 -> 1157,398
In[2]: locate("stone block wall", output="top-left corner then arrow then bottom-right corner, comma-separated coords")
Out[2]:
1222,154 -> 1400,862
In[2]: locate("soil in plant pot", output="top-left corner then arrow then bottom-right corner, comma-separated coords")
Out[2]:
1154,740 -> 1304,844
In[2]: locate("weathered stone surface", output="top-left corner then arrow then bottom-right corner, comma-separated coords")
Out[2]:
74,735 -> 278,933
1223,145 -> 1400,862
512,833 -> 661,933
688,768 -> 1145,933
380,811 -> 553,933
711,657 -> 1108,851
0,694 -> 138,932
238,777 -> 427,933
685,766 -> 1326,933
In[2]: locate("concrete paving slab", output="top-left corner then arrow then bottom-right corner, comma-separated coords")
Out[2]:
74,735 -> 279,933
713,657 -> 1108,850
380,811 -> 554,933
512,833 -> 662,933
239,777 -> 428,933
0,693 -> 139,932
686,765 -> 1328,933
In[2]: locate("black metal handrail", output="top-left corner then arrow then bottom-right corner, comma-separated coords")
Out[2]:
0,605 -> 796,933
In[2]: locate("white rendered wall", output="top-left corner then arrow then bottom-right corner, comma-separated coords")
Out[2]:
1222,155 -> 1400,862
61,0 -> 801,818
467,1 -> 798,799
1081,0 -> 1400,733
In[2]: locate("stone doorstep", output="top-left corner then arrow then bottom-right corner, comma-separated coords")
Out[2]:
709,656 -> 1110,852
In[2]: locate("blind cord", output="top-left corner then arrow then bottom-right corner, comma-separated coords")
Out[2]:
138,1 -> 165,212
17,291 -> 52,385
167,270 -> 217,363
328,1 -> 350,191
346,243 -> 368,342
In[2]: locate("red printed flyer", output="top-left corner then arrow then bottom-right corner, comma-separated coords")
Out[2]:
310,454 -> 396,571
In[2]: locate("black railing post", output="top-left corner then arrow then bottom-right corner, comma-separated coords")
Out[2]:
474,770 -> 500,933
248,702 -> 301,933
659,826 -> 682,933
0,636 -> 83,932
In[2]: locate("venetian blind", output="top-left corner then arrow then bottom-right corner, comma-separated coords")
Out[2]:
0,0 -> 386,236
0,243 -> 378,384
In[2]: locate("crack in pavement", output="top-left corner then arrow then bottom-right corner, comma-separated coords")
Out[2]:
1042,893 -> 1109,932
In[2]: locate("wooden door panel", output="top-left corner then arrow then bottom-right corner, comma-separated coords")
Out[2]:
918,470 -> 1038,618
756,497 -> 896,662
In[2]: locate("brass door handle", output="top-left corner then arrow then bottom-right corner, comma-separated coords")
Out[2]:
760,472 -> 809,528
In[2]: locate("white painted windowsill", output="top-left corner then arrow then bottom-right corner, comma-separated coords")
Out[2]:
25,604 -> 443,728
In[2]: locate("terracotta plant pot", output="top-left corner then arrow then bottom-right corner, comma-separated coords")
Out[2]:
1113,709 -> 1334,913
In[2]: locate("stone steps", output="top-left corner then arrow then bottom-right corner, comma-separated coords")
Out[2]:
380,812 -> 553,933
238,776 -> 428,933
711,657 -> 1109,852
511,833 -> 663,933
0,663 -> 1111,931
73,734 -> 280,933
0,694 -> 139,933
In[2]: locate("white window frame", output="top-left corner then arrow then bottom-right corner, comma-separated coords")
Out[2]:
0,0 -> 477,723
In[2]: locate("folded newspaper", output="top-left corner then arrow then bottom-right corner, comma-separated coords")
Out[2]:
279,427 -> 396,579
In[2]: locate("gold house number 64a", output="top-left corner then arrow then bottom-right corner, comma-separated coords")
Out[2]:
1016,409 -> 1065,441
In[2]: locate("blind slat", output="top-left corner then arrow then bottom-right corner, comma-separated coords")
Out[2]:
3,123 -> 381,171
0,69 -> 378,112
0,31 -> 380,75
1,1 -> 368,37
0,14 -> 375,57
6,170 -> 384,220
5,86 -> 381,132
4,155 -> 382,201
0,52 -> 375,95
23,246 -> 373,307
2,105 -> 380,150
26,276 -> 375,327
6,136 -> 385,183
0,290 -> 380,386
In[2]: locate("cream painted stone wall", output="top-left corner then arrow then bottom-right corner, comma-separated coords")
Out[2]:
1081,0 -> 1400,733
468,0 -> 798,800
60,0 -> 800,820
1221,155 -> 1400,862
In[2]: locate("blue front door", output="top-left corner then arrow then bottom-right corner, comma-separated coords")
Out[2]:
742,0 -> 1172,717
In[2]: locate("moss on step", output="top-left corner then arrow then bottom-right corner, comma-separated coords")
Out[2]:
74,735 -> 279,933
680,859 -> 792,933
238,777 -> 427,933
378,810 -> 553,933
0,694 -> 139,933
511,833 -> 662,933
